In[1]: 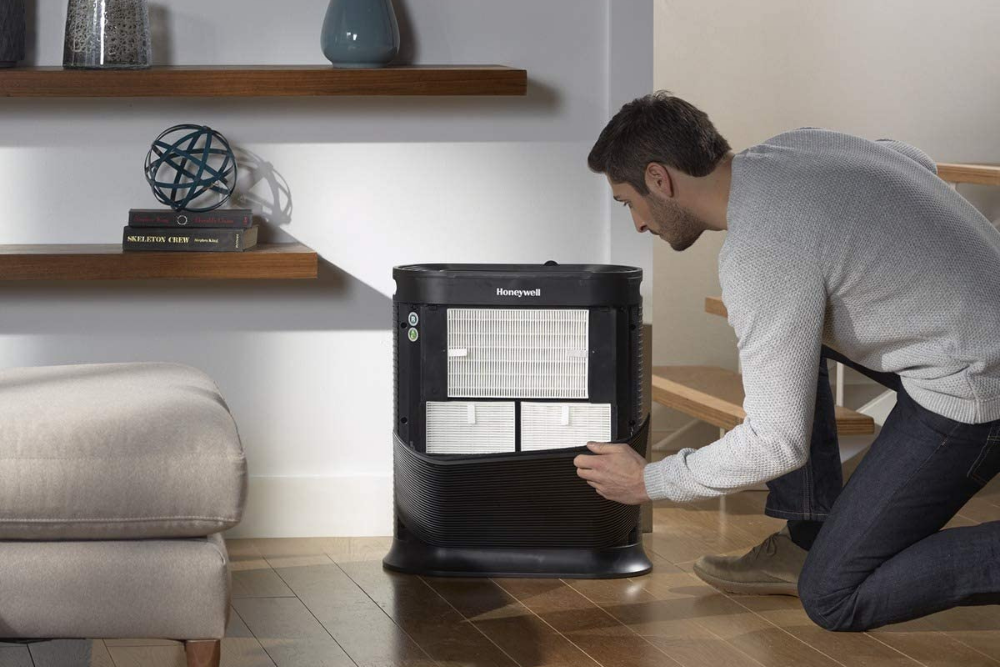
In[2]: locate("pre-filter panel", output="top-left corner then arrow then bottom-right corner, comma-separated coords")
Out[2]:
521,403 -> 612,451
426,401 -> 515,454
447,308 -> 589,399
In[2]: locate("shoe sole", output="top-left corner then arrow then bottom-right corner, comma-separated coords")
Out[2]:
692,562 -> 799,597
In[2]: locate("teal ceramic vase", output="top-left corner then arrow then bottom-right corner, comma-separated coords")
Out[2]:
321,0 -> 400,68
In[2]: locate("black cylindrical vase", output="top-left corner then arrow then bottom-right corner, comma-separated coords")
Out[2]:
0,0 -> 26,68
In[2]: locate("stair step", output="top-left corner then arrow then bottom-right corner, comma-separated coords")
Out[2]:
936,162 -> 1000,186
705,296 -> 727,318
652,365 -> 876,435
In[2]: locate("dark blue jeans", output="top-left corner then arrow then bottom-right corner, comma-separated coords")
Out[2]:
767,346 -> 1000,631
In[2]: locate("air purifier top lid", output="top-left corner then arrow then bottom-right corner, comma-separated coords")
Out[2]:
393,263 -> 642,307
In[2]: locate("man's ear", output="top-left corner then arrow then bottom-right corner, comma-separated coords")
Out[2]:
644,163 -> 673,198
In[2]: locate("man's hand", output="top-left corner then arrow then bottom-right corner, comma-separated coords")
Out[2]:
573,442 -> 650,505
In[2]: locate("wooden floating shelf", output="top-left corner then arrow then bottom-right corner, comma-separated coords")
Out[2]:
0,243 -> 318,280
0,65 -> 528,98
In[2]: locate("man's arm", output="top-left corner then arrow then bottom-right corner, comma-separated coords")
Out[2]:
642,238 -> 827,502
875,139 -> 937,175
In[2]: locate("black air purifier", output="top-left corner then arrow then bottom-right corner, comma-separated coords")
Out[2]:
383,263 -> 652,578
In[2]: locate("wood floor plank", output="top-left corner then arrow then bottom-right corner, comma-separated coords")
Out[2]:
29,640 -> 115,667
653,500 -> 774,557
338,560 -> 519,667
106,644 -> 185,667
232,567 -> 297,599
224,605 -> 277,667
921,605 -> 1000,660
643,523 -> 757,572
427,576 -> 601,667
275,561 -> 435,667
252,539 -> 336,569
213,486 -> 999,667
564,577 -> 765,667
735,596 -> 922,667
631,555 -> 842,667
322,537 -> 393,564
495,577 -> 686,667
644,494 -> 781,571
0,646 -> 32,667
232,597 -> 355,667
253,539 -> 329,559
956,493 -> 1000,524
869,616 -> 1000,667
104,640 -> 179,647
227,533 -> 293,600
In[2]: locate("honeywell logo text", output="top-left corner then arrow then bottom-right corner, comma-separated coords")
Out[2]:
496,288 -> 541,298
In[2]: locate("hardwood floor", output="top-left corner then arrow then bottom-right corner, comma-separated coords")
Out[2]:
2,481 -> 997,667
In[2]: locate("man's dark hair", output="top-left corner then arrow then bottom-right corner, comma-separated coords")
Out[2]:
588,91 -> 731,195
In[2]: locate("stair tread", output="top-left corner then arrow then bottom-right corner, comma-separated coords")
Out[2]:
652,364 -> 875,435
705,296 -> 727,317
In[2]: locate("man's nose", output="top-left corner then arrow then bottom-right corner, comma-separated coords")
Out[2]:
632,215 -> 647,234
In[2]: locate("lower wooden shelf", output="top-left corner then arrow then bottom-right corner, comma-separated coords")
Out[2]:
0,243 -> 318,280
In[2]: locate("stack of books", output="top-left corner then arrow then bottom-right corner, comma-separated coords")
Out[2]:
122,209 -> 259,252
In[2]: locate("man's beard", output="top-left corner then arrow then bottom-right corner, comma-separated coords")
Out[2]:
647,194 -> 705,251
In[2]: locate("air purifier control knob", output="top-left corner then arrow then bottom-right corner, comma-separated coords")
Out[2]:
407,327 -> 419,342
407,312 -> 419,326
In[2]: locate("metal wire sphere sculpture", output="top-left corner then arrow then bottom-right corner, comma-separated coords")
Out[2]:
144,124 -> 238,213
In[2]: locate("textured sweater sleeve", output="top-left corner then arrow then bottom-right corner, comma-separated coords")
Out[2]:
643,237 -> 827,503
875,139 -> 937,174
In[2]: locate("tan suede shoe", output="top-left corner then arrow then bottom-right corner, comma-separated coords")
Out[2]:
692,526 -> 806,597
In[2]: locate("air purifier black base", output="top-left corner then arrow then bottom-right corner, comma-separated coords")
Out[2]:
383,536 -> 652,579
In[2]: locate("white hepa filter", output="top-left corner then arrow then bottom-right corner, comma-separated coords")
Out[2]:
521,403 -> 612,451
447,308 -> 589,399
425,401 -> 515,454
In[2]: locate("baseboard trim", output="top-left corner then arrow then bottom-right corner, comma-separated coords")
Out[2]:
225,475 -> 394,539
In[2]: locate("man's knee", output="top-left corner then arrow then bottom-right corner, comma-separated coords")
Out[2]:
799,558 -> 865,632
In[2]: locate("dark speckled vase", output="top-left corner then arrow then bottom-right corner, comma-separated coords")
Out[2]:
321,0 -> 400,68
0,0 -> 26,68
63,0 -> 151,69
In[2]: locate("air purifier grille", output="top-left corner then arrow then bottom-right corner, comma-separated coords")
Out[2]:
521,403 -> 611,451
447,308 -> 589,399
388,263 -> 650,578
426,401 -> 515,454
392,417 -> 647,549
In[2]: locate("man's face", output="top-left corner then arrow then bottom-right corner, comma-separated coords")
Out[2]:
610,180 -> 705,252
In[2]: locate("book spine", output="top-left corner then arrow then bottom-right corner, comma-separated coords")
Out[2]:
127,209 -> 253,229
122,226 -> 257,252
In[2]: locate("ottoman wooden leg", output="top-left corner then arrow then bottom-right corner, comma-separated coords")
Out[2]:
185,640 -> 221,667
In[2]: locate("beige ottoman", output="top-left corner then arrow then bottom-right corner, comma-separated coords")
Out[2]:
0,362 -> 248,667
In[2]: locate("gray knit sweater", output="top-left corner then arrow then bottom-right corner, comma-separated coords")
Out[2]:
644,128 -> 1000,503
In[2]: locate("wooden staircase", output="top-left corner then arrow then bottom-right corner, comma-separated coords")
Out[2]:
652,162 -> 1000,448
653,365 -> 875,435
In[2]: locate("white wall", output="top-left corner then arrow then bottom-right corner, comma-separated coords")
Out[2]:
1,0 -> 653,536
651,0 -> 1000,445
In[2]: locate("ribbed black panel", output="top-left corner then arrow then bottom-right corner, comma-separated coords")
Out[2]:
392,300 -> 399,427
393,417 -> 647,549
634,303 -> 644,427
